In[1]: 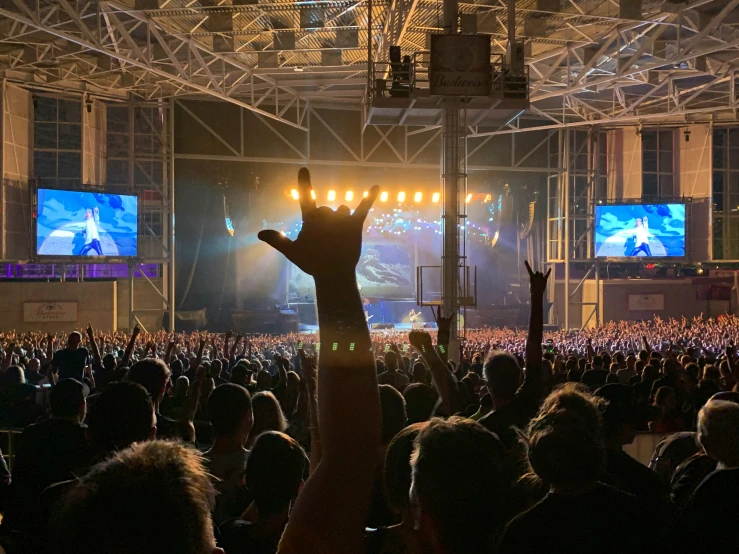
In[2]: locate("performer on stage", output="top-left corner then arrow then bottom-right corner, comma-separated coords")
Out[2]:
409,308 -> 422,328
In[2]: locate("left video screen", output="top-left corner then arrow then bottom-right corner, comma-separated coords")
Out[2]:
36,188 -> 138,257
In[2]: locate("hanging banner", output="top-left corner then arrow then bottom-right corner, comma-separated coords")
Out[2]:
628,294 -> 664,311
429,34 -> 492,96
24,302 -> 78,323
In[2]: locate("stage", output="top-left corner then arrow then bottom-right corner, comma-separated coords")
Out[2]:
287,299 -> 439,328
298,321 -> 436,334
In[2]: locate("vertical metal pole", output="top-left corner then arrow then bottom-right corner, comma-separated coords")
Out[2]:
508,0 -> 516,44
367,0 -> 372,100
168,98 -> 176,332
563,128 -> 570,331
128,259 -> 135,330
128,95 -> 135,331
595,260 -> 600,326
443,0 -> 458,34
441,0 -> 460,359
442,97 -> 460,345
1,79 -> 6,260
81,94 -> 87,184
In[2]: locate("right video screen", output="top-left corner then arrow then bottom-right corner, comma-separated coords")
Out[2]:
595,203 -> 686,258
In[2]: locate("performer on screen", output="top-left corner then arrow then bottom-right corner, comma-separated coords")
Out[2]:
629,216 -> 653,256
81,207 -> 103,256
409,308 -> 422,328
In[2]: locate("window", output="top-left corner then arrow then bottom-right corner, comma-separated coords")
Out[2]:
33,97 -> 82,187
642,130 -> 674,200
712,128 -> 739,260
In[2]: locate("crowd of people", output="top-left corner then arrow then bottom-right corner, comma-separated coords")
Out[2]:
0,168 -> 737,553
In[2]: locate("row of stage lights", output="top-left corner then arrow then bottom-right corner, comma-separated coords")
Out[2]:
289,190 -> 483,204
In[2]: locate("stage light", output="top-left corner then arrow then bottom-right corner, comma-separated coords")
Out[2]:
363,191 -> 369,198
414,192 -> 422,202
345,191 -> 354,201
380,191 -> 388,202
290,189 -> 299,200
327,190 -> 336,202
465,193 -> 473,203
432,192 -> 440,203
397,192 -> 406,202
484,194 -> 492,203
310,190 -> 316,200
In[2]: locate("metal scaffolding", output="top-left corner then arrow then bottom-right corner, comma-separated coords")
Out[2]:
548,127 -> 602,330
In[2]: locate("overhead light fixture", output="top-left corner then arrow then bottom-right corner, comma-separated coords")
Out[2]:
327,190 -> 336,202
465,193 -> 473,203
414,192 -> 422,202
380,191 -> 389,202
345,191 -> 354,201
290,189 -> 300,200
432,192 -> 440,203
397,192 -> 406,202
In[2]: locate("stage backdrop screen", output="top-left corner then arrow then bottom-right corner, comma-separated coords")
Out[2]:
36,188 -> 138,257
289,243 -> 412,298
595,203 -> 685,258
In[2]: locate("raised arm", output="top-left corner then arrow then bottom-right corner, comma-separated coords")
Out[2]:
259,168 -> 380,553
299,349 -> 322,475
230,334 -> 243,360
433,306 -> 454,362
164,337 -> 176,365
210,334 -> 220,360
223,331 -> 232,361
2,342 -> 16,372
642,334 -> 652,355
726,345 -> 738,382
118,325 -> 141,368
524,261 -> 550,382
409,329 -> 465,415
46,334 -> 54,364
86,325 -> 102,366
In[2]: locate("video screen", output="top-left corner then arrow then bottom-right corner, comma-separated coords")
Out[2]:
595,203 -> 685,258
289,243 -> 412,299
36,188 -> 138,257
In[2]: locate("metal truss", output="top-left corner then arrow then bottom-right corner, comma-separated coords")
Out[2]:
0,0 -> 310,129
175,100 -> 557,172
1,0 -> 737,137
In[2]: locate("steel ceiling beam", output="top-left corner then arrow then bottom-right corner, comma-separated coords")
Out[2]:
0,1 -> 307,130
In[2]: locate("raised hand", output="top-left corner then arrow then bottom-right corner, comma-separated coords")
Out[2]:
433,306 -> 454,349
524,260 -> 551,296
409,330 -> 435,356
258,168 -> 379,279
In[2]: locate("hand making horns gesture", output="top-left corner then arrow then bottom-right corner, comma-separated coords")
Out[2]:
258,167 -> 380,279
